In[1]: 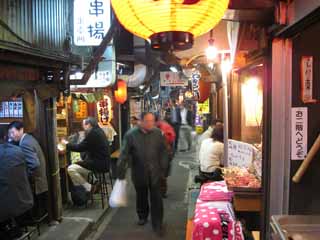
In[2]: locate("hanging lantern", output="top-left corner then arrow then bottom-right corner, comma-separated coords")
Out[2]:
114,80 -> 127,104
111,0 -> 229,50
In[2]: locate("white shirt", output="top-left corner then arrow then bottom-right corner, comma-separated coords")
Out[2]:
199,138 -> 224,173
19,133 -> 27,145
180,108 -> 188,125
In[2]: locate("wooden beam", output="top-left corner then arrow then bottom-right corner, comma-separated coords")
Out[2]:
229,0 -> 274,9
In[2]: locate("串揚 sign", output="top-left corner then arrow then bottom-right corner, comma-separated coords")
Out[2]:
74,0 -> 111,46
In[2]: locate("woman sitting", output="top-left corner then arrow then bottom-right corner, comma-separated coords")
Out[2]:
197,125 -> 224,183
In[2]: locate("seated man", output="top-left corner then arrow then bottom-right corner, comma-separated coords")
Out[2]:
0,127 -> 33,239
8,121 -> 48,196
66,117 -> 110,193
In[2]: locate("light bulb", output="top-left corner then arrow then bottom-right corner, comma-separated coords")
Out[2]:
205,46 -> 218,60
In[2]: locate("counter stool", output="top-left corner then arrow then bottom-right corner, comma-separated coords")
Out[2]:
88,171 -> 113,209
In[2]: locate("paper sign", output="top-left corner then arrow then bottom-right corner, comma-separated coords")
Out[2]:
228,139 -> 254,168
300,56 -> 316,103
160,72 -> 187,87
291,107 -> 308,160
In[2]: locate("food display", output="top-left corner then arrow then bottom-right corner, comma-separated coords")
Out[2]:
223,167 -> 261,189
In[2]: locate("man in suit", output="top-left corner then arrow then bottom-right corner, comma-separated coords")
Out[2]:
8,121 -> 48,195
118,112 -> 169,237
179,103 -> 193,151
66,117 -> 110,193
0,127 -> 33,239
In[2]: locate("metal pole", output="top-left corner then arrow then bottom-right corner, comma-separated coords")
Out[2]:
222,72 -> 229,167
118,104 -> 122,146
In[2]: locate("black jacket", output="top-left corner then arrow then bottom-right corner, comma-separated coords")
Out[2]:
117,127 -> 169,186
67,127 -> 110,172
0,143 -> 33,222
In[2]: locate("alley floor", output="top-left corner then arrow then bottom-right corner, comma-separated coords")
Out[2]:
95,150 -> 194,240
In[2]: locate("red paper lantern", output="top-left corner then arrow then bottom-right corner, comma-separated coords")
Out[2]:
198,79 -> 211,103
114,80 -> 127,104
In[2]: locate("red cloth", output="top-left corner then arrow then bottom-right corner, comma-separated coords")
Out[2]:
156,120 -> 176,144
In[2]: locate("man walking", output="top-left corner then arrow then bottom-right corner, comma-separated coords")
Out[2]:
117,112 -> 169,236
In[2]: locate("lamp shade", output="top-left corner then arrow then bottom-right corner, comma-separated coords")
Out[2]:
111,0 -> 229,42
114,80 -> 127,104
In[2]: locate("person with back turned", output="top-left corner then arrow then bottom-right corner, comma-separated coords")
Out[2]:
117,112 -> 169,237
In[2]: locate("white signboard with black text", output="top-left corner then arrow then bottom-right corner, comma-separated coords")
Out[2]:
74,0 -> 110,46
228,139 -> 254,168
291,107 -> 308,160
160,72 -> 188,87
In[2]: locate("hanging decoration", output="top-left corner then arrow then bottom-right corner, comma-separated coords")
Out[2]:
111,0 -> 229,50
114,80 -> 127,104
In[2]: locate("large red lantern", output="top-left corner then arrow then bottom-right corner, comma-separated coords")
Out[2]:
114,80 -> 127,104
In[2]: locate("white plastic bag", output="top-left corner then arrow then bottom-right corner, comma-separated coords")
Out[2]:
109,179 -> 128,208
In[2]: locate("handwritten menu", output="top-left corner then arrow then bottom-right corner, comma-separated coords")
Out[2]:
228,139 -> 254,168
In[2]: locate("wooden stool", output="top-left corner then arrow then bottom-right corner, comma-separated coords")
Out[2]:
88,171 -> 113,209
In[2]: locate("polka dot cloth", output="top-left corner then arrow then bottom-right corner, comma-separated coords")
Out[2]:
192,181 -> 244,240
199,181 -> 233,202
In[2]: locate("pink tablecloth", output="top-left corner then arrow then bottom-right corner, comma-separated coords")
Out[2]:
199,181 -> 233,202
192,181 -> 244,240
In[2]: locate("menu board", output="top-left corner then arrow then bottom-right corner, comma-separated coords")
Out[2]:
0,100 -> 23,118
228,139 -> 254,168
74,100 -> 88,119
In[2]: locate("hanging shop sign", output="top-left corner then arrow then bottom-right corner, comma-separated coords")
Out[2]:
300,56 -> 316,103
228,139 -> 254,168
291,107 -> 308,160
197,99 -> 210,115
74,0 -> 111,46
97,95 -> 112,125
160,72 -> 187,87
191,72 -> 201,100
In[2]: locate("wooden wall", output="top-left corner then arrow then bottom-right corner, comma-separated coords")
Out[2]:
290,20 -> 320,214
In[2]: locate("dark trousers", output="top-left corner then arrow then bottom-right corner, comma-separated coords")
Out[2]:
172,123 -> 180,151
134,181 -> 163,230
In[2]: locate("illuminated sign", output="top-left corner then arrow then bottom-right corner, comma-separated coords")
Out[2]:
97,95 -> 112,125
74,0 -> 111,46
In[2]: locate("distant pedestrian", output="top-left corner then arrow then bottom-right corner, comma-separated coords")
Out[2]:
117,112 -> 169,237
156,115 -> 176,198
169,99 -> 181,152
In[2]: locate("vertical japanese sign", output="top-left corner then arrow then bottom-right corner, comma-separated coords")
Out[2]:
74,0 -> 110,46
300,56 -> 316,103
291,107 -> 308,160
191,72 -> 201,100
